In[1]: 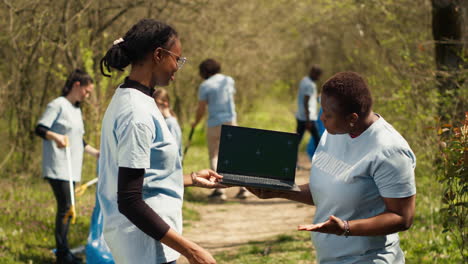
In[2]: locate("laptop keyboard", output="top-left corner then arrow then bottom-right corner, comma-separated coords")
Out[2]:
221,173 -> 293,188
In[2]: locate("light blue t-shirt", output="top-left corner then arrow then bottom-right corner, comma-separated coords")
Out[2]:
310,116 -> 416,263
37,96 -> 85,182
296,76 -> 318,121
165,116 -> 183,160
98,87 -> 183,264
198,73 -> 237,127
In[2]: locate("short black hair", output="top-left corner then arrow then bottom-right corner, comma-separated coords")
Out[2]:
322,71 -> 373,117
199,59 -> 221,79
61,69 -> 93,96
100,19 -> 178,77
309,66 -> 323,81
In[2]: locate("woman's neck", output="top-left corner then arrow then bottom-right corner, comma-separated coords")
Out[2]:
65,92 -> 79,105
349,112 -> 379,137
129,63 -> 155,88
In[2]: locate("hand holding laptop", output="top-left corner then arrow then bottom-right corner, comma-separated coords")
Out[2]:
191,169 -> 227,189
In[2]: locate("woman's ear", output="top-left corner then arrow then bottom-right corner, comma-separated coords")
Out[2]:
72,81 -> 81,90
347,113 -> 359,125
153,48 -> 163,64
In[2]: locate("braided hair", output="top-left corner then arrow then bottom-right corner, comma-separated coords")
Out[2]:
100,19 -> 178,77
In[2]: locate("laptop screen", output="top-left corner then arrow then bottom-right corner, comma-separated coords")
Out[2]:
217,125 -> 299,180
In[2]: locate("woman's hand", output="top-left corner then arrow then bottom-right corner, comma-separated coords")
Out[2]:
53,134 -> 68,148
297,215 -> 345,236
186,244 -> 217,264
85,145 -> 100,159
161,229 -> 216,264
191,169 -> 226,189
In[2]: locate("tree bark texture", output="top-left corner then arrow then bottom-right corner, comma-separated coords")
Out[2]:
432,0 -> 467,119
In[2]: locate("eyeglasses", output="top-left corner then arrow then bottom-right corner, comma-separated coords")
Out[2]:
162,49 -> 187,70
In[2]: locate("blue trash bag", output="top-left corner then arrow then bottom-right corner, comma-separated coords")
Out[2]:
85,191 -> 115,264
307,108 -> 325,159
316,108 -> 326,135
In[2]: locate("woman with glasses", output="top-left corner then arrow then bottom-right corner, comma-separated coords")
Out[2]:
98,19 -> 222,264
249,72 -> 416,263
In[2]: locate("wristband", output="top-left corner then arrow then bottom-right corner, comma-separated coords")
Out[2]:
341,220 -> 350,238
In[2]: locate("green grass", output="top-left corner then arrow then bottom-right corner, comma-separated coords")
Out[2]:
0,173 -> 95,263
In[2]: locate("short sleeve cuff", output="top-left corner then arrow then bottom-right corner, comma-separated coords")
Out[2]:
380,187 -> 416,199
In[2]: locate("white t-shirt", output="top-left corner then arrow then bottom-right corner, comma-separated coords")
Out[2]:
309,116 -> 416,263
37,96 -> 84,182
198,73 -> 237,127
296,76 -> 318,121
98,86 -> 183,264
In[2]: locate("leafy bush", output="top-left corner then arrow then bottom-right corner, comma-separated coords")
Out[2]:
436,112 -> 468,262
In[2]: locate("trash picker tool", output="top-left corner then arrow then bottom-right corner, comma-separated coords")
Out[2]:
63,136 -> 76,224
182,127 -> 195,164
75,177 -> 98,197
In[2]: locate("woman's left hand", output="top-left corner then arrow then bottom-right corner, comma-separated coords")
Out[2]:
191,169 -> 226,189
297,215 -> 345,235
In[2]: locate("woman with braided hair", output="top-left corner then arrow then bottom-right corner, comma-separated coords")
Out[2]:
98,19 -> 223,264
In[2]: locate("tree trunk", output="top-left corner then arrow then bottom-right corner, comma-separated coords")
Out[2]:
432,0 -> 467,120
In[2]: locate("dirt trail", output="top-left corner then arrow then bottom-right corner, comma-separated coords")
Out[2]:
179,154 -> 315,263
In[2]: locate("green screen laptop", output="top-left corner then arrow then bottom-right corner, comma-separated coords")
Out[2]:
217,125 -> 300,192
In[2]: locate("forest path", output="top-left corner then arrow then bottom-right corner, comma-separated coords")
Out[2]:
179,154 -> 314,263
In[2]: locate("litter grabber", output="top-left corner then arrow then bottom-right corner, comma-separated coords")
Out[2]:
63,136 -> 76,225
75,177 -> 98,197
182,127 -> 195,164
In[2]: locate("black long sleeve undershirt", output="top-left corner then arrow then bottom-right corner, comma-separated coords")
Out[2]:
35,124 -> 50,139
34,124 -> 87,147
117,167 -> 170,241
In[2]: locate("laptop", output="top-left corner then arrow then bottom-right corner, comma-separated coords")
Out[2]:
217,125 -> 301,192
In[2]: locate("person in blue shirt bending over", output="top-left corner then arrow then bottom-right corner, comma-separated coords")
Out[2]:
191,59 -> 249,201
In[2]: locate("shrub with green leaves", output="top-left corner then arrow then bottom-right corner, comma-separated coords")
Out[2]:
437,112 -> 468,262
